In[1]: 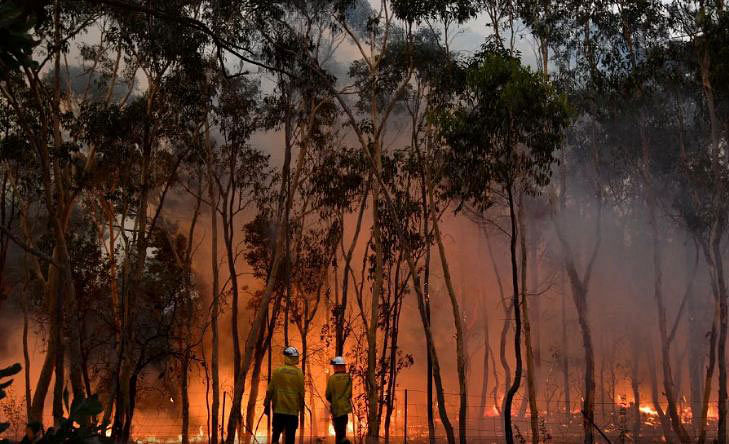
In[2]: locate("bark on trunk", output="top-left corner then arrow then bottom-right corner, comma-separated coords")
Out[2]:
23,300 -> 31,421
641,107 -> 692,443
409,266 -> 456,444
181,350 -> 190,444
503,184 -> 523,444
207,121 -> 221,444
518,196 -> 539,444
421,164 -> 435,444
484,229 -> 511,417
647,347 -> 674,442
697,309 -> 717,444
336,187 -> 369,356
480,307 -> 490,424
429,187 -> 468,444
630,334 -> 641,443
561,276 -> 570,425
710,221 -> 728,444
367,138 -> 383,443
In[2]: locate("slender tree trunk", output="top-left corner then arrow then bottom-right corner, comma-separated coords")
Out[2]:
337,187 -> 368,356
642,114 -> 691,443
552,189 -> 600,444
503,184 -> 523,444
647,347 -> 674,442
484,229 -> 511,418
698,27 -> 726,444
181,350 -> 190,444
206,122 -> 221,444
577,292 -> 595,444
480,307 -> 490,423
244,339 -> 266,443
409,266 -> 456,444
52,286 -> 64,425
225,112 -> 309,444
221,183 -> 243,444
711,221 -> 728,444
429,187 -> 468,444
688,260 -> 705,437
367,137 -> 384,443
698,309 -> 718,444
22,296 -> 32,421
561,274 -> 570,425
518,195 -> 539,444
630,331 -> 641,443
420,166 -> 435,444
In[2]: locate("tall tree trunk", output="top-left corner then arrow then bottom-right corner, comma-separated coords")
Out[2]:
561,273 -> 570,425
630,330 -> 641,443
409,265 -> 456,444
206,122 -> 221,444
551,174 -> 600,444
697,309 -> 718,444
30,319 -> 55,422
222,206 -> 241,396
225,113 -> 308,444
337,187 -> 369,356
244,338 -> 266,443
647,347 -> 674,442
23,299 -> 31,421
429,187 -> 468,444
503,184 -> 523,444
181,350 -> 190,444
480,307 -> 490,424
367,137 -> 383,443
711,220 -> 728,444
487,233 -> 512,415
698,23 -> 726,443
576,287 -> 595,444
518,195 -> 539,444
687,257 -> 705,437
384,292 -> 403,443
642,114 -> 692,443
52,286 -> 64,424
420,164 -> 435,444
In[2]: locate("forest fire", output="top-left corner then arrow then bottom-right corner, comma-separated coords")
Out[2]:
639,405 -> 659,417
1,1 -> 728,444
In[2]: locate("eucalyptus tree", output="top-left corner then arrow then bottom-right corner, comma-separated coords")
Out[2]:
437,45 -> 568,444
0,0 -> 105,423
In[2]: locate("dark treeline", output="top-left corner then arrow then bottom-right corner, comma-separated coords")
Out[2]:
0,1 -> 728,444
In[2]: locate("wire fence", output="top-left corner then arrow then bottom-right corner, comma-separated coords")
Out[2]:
9,388 -> 721,444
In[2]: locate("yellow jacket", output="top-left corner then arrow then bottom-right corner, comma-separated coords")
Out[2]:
325,372 -> 352,418
265,356 -> 305,416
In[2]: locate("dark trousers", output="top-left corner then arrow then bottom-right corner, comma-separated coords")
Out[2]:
332,414 -> 349,444
272,413 -> 298,444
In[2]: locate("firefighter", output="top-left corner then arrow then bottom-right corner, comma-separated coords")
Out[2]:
264,346 -> 305,444
326,356 -> 352,444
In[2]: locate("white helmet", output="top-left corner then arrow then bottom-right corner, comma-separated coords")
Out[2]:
331,356 -> 346,365
283,346 -> 299,357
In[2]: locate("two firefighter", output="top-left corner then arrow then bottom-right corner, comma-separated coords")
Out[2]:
264,347 -> 352,444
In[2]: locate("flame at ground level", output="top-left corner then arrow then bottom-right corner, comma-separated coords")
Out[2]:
640,405 -> 659,416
